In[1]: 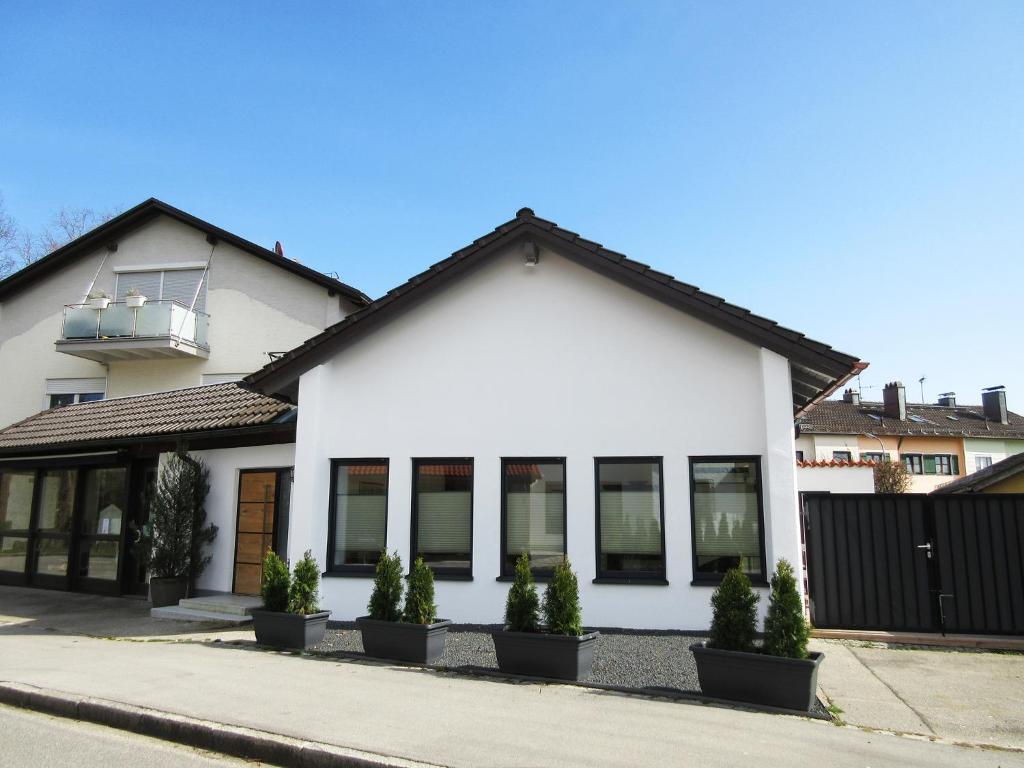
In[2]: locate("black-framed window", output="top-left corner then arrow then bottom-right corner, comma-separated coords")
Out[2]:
832,450 -> 852,462
0,470 -> 36,576
328,459 -> 389,573
501,458 -> 566,577
794,450 -> 804,462
902,453 -> 959,476
861,451 -> 884,463
411,459 -> 473,577
595,458 -> 665,581
690,457 -> 767,583
903,454 -> 923,474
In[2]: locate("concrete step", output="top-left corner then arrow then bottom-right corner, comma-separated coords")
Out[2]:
150,605 -> 253,624
177,595 -> 261,616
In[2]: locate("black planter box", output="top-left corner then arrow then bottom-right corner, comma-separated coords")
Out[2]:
492,629 -> 600,681
356,616 -> 452,664
690,642 -> 824,711
252,609 -> 331,649
149,577 -> 188,608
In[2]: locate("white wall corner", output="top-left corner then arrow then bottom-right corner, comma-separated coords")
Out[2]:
758,349 -> 802,592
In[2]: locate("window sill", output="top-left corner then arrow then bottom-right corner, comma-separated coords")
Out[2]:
690,578 -> 769,588
420,573 -> 473,582
322,570 -> 375,578
496,575 -> 552,583
592,577 -> 669,586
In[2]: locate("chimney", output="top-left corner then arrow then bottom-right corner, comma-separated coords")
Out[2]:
937,392 -> 956,407
842,388 -> 860,405
982,386 -> 1008,425
882,381 -> 906,420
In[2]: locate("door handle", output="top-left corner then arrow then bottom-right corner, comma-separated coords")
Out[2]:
916,542 -> 933,558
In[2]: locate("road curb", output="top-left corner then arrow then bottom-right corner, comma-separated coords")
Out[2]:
0,681 -> 443,768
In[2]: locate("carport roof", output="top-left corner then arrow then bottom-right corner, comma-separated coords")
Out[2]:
0,383 -> 294,455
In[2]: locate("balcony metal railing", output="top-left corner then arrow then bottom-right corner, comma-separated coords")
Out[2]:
60,300 -> 210,348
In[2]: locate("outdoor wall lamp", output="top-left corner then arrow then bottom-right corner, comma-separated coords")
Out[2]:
523,240 -> 540,267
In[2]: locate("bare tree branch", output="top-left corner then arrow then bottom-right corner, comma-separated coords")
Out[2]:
0,196 -> 119,279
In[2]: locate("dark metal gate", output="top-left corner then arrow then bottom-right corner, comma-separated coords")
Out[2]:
802,493 -> 1024,635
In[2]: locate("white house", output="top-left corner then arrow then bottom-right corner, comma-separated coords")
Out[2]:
244,208 -> 864,629
0,208 -> 863,630
0,198 -> 368,430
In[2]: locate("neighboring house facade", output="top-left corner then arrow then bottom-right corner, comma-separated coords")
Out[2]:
795,459 -> 874,494
0,198 -> 368,430
795,383 -> 1024,493
932,451 -> 1024,494
0,208 -> 863,629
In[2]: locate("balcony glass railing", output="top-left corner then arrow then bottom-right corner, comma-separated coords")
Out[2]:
60,300 -> 210,348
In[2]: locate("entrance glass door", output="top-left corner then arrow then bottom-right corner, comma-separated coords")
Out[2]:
32,469 -> 77,589
77,467 -> 128,594
233,468 -> 291,595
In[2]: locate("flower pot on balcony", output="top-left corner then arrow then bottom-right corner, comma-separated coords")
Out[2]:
88,296 -> 112,310
125,294 -> 147,308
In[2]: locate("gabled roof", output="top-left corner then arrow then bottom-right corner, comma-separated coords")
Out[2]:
0,198 -> 371,306
0,383 -> 293,455
932,451 -> 1024,494
797,400 -> 1024,439
245,208 -> 865,412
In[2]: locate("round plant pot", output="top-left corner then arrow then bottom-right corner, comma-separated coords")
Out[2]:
252,609 -> 331,649
492,629 -> 600,681
356,616 -> 452,664
88,297 -> 111,310
149,576 -> 188,607
125,295 -> 147,308
690,642 -> 824,712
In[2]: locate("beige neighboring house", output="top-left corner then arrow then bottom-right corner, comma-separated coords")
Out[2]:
0,198 -> 369,429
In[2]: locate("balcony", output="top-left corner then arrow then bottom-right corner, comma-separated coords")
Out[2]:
55,300 -> 210,362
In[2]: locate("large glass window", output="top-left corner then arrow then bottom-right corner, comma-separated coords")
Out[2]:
595,459 -> 665,581
0,471 -> 35,532
690,458 -> 766,582
412,460 -> 473,576
81,468 -> 126,536
329,460 -> 388,571
502,459 -> 566,576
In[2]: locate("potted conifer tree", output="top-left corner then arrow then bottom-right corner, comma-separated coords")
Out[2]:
141,451 -> 216,607
492,553 -> 599,681
251,550 -> 332,649
356,553 -> 452,664
690,560 -> 824,711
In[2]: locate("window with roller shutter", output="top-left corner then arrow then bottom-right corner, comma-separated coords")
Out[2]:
115,269 -> 207,311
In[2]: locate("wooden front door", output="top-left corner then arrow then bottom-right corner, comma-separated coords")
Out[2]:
233,470 -> 279,595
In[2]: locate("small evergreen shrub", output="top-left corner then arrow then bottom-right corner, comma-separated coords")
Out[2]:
368,550 -> 403,621
403,557 -> 437,624
543,556 -> 583,636
708,567 -> 759,652
260,550 -> 290,612
143,450 -> 216,582
288,550 -> 321,615
763,559 -> 810,659
504,552 -> 540,632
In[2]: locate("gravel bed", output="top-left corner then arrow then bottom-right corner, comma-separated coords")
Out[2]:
312,625 -> 828,717
312,625 -> 706,692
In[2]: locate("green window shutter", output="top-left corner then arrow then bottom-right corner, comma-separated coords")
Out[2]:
951,455 -> 960,475
923,455 -> 937,474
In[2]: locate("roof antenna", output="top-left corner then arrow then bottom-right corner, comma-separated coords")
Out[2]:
274,241 -> 285,258
918,376 -> 926,404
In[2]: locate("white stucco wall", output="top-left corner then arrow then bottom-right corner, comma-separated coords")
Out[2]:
0,214 -> 359,427
288,243 -> 801,630
796,465 -> 875,494
183,443 -> 296,593
963,437 -> 1024,475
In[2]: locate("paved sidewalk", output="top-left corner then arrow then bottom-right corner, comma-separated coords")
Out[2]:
1,631 -> 1019,768
813,638 -> 1024,750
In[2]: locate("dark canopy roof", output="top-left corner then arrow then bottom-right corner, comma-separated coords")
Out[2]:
0,198 -> 370,306
932,451 -> 1024,494
0,383 -> 294,455
245,208 -> 865,413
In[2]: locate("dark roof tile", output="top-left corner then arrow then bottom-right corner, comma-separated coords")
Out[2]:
798,400 -> 1024,439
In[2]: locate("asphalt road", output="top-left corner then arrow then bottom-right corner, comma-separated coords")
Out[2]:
0,705 -> 269,768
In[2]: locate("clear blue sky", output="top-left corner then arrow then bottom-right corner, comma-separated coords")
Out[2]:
2,2 -> 1021,407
